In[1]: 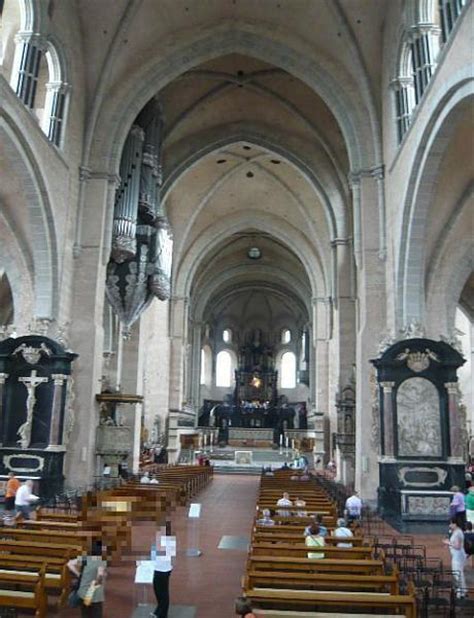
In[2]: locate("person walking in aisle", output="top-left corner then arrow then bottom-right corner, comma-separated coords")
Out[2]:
443,517 -> 468,598
151,526 -> 176,618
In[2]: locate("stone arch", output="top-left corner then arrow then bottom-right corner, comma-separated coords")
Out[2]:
84,22 -> 381,178
398,74 -> 474,326
0,113 -> 58,318
425,185 -> 473,337
163,128 -> 346,240
0,206 -> 34,328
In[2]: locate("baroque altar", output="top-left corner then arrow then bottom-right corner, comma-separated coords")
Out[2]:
0,335 -> 77,498
371,337 -> 465,521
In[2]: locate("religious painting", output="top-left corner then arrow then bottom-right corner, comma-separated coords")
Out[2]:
396,377 -> 442,457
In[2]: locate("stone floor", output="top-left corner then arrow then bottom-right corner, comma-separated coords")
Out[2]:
57,474 -> 472,617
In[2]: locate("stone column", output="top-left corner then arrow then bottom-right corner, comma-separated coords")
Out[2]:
47,373 -> 67,449
445,382 -> 463,461
168,296 -> 188,411
354,171 -> 387,501
312,297 -> 330,459
189,322 -> 203,415
380,381 -> 396,457
0,373 -> 8,447
66,170 -> 119,487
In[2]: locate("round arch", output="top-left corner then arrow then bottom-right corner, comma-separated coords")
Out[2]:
0,113 -> 58,318
162,129 -> 346,240
84,23 -> 381,177
398,75 -> 474,326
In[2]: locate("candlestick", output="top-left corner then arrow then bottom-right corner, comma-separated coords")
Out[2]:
285,436 -> 289,448
279,434 -> 283,446
292,439 -> 295,450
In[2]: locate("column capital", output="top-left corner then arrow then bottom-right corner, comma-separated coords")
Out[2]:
14,31 -> 47,50
348,165 -> 385,184
330,237 -> 352,248
390,77 -> 414,91
380,381 -> 396,393
51,373 -> 68,386
444,382 -> 459,395
312,296 -> 332,306
410,23 -> 441,39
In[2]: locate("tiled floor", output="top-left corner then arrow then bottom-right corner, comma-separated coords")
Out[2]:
58,475 -> 473,617
59,474 -> 259,618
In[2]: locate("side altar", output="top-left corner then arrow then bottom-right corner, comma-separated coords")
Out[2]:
0,335 -> 77,498
372,337 -> 465,522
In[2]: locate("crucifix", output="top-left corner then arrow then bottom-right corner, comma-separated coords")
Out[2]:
17,370 -> 49,449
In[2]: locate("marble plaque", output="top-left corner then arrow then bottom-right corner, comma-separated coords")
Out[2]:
396,377 -> 441,457
406,495 -> 451,515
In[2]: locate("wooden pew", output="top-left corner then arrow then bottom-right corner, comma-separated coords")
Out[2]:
253,530 -> 366,547
0,539 -> 80,560
248,556 -> 385,576
0,526 -> 92,551
243,588 -> 416,618
0,569 -> 48,618
250,542 -> 375,560
244,569 -> 400,595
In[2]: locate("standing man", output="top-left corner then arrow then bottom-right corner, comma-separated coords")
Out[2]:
4,472 -> 20,512
151,525 -> 176,618
14,479 -> 39,520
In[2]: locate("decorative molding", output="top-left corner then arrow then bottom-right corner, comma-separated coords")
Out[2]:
3,453 -> 45,473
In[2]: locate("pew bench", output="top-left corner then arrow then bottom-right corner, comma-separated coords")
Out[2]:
248,556 -> 385,575
244,570 -> 400,595
252,530 -> 366,546
243,588 -> 416,618
250,542 -> 375,560
0,569 -> 47,618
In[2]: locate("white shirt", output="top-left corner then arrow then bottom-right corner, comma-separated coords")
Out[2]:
345,495 -> 362,517
334,526 -> 353,547
276,498 -> 292,507
149,479 -> 159,485
140,476 -> 151,484
153,536 -> 176,572
15,484 -> 39,506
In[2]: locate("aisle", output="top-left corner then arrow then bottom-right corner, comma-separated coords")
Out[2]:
60,474 -> 259,618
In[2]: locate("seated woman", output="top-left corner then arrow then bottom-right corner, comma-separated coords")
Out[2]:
305,523 -> 325,559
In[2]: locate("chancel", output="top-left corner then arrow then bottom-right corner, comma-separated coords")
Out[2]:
0,0 -> 472,615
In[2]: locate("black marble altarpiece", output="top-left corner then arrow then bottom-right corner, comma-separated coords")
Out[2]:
0,335 -> 77,498
371,338 -> 465,521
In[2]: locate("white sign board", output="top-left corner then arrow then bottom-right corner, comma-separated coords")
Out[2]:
188,503 -> 201,518
134,561 -> 154,584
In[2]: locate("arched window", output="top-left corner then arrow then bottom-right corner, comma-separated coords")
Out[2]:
439,0 -> 467,43
281,328 -> 291,344
222,328 -> 232,343
280,351 -> 296,389
392,41 -> 416,144
0,270 -> 14,326
216,350 -> 232,387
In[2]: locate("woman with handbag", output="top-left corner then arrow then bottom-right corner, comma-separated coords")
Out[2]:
67,540 -> 107,617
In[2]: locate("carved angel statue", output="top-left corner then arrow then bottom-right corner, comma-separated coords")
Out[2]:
17,420 -> 31,449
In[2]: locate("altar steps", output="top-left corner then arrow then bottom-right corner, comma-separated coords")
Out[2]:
213,464 -> 262,475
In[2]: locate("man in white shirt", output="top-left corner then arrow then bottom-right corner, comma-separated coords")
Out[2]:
333,517 -> 354,547
276,492 -> 293,517
14,479 -> 39,520
151,527 -> 176,618
345,491 -> 362,522
140,471 -> 151,484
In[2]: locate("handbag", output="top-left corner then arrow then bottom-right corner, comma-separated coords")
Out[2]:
68,558 -> 86,608
83,581 -> 99,607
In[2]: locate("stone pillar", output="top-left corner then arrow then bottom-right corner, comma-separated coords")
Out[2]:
0,373 -> 8,447
380,381 -> 396,457
189,322 -> 203,414
445,382 -> 464,461
168,296 -> 188,411
47,373 -> 67,449
121,323 -> 144,473
313,297 -> 330,459
66,170 -> 119,487
354,171 -> 386,501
